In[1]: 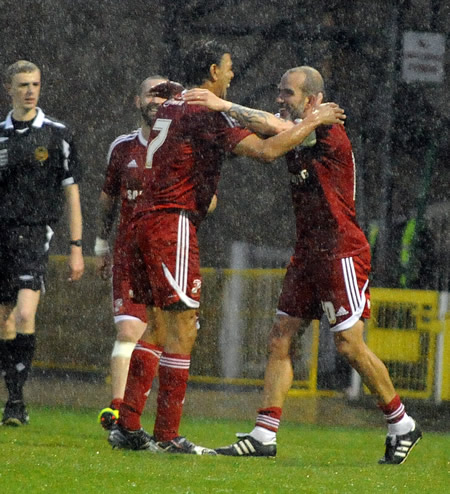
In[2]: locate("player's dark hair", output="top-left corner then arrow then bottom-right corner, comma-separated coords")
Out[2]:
182,39 -> 230,87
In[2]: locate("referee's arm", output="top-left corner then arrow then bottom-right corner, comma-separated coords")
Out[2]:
65,183 -> 84,281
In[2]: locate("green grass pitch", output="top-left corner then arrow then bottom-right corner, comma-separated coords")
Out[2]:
0,405 -> 448,493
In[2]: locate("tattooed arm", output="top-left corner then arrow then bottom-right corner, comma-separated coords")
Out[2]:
227,103 -> 293,135
182,88 -> 293,136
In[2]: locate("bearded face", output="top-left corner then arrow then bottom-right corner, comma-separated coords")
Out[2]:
140,101 -> 161,127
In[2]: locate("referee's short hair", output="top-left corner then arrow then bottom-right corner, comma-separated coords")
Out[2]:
5,60 -> 40,85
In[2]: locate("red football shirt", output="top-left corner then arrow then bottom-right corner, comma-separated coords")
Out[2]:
102,128 -> 147,240
135,99 -> 252,227
286,124 -> 369,260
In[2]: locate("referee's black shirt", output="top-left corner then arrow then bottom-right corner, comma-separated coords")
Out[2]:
0,107 -> 82,226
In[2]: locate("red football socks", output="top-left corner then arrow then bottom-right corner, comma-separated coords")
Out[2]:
255,407 -> 282,432
110,398 -> 123,411
153,353 -> 191,442
379,394 -> 406,424
118,341 -> 163,430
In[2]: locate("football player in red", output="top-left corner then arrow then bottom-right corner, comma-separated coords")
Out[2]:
95,76 -> 186,430
184,66 -> 422,465
108,41 -> 345,455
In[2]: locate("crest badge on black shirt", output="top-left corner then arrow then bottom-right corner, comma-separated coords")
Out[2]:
34,146 -> 49,162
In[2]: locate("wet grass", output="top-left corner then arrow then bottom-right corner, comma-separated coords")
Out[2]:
0,405 -> 448,493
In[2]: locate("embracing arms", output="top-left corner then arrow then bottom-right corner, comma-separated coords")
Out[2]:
183,88 -> 292,135
233,106 -> 343,161
182,88 -> 345,161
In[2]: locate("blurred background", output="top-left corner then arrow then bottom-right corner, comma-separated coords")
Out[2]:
1,0 -> 448,289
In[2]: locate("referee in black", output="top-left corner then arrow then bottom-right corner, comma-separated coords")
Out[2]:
0,60 -> 84,425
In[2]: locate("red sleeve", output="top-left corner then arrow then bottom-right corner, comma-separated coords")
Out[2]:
190,109 -> 253,153
212,112 -> 253,152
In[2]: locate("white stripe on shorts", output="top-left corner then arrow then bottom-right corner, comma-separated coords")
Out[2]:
176,211 -> 189,294
162,211 -> 200,309
342,257 -> 361,313
331,257 -> 368,332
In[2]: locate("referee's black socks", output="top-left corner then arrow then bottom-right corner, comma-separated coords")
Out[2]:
0,333 -> 36,403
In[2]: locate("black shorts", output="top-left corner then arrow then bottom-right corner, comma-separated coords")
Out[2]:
0,224 -> 53,304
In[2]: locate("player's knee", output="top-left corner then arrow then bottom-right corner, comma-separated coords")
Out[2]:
334,333 -> 364,364
14,306 -> 36,330
116,327 -> 141,343
334,331 -> 350,354
268,315 -> 302,357
334,320 -> 366,361
164,309 -> 198,352
177,324 -> 197,348
335,339 -> 352,362
115,317 -> 147,342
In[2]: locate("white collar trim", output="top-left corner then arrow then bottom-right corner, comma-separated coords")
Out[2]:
4,107 -> 45,129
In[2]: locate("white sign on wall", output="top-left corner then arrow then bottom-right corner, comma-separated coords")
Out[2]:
402,31 -> 445,83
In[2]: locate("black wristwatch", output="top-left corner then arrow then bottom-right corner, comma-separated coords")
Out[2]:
70,239 -> 82,247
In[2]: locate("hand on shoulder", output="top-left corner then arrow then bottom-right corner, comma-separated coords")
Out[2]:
182,89 -> 231,112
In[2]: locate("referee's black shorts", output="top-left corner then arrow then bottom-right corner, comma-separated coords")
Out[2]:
0,224 -> 53,304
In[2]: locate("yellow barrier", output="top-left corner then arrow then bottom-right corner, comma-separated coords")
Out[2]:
366,288 -> 442,399
33,258 -> 447,401
439,300 -> 450,401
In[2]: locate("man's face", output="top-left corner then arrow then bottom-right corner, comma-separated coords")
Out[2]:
276,71 -> 308,121
136,77 -> 167,126
8,70 -> 41,115
215,53 -> 234,98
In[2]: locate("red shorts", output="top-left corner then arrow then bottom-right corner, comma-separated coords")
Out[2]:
277,249 -> 371,331
127,211 -> 202,309
112,240 -> 147,323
